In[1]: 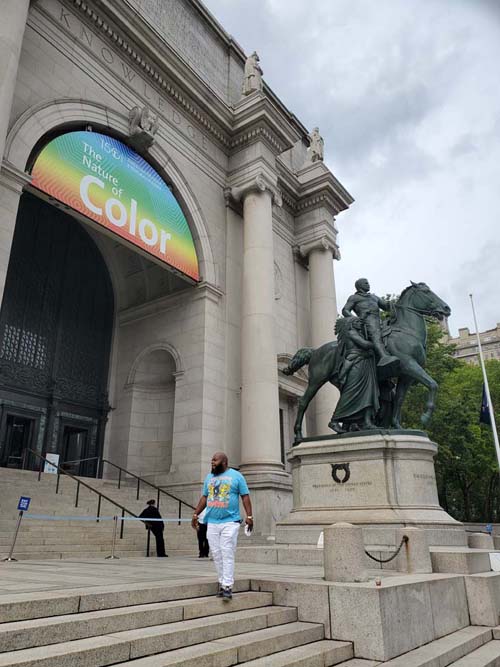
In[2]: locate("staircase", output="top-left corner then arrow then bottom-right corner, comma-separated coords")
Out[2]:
0,580 -> 353,666
0,467 -> 197,560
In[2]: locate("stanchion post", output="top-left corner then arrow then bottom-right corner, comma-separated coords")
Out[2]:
105,515 -> 120,560
146,527 -> 151,557
2,510 -> 24,562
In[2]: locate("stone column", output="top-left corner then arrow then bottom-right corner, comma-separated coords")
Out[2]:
301,238 -> 340,434
231,175 -> 283,474
0,164 -> 30,306
0,0 -> 30,165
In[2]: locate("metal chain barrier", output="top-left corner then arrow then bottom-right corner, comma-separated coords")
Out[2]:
364,535 -> 409,564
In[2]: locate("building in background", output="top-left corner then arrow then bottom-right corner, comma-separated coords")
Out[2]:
446,324 -> 500,364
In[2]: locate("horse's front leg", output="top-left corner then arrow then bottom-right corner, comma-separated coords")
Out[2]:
392,376 -> 413,428
293,381 -> 323,444
397,358 -> 438,426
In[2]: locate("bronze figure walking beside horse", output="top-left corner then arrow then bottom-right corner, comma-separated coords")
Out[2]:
283,282 -> 451,443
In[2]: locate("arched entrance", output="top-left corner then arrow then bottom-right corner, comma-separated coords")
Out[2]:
0,192 -> 114,475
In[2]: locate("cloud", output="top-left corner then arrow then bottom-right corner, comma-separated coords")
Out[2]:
204,0 -> 500,336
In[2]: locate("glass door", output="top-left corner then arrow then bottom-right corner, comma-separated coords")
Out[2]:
61,425 -> 90,476
1,415 -> 34,468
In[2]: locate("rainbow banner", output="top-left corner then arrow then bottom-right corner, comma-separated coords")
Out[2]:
31,131 -> 199,281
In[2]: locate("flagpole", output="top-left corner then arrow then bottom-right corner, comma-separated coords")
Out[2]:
469,293 -> 500,470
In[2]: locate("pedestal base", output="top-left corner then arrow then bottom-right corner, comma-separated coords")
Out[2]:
276,430 -> 466,547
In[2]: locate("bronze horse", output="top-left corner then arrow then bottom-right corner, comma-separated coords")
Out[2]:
283,282 -> 451,442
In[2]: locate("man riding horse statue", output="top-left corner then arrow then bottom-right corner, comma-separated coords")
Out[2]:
283,279 -> 451,443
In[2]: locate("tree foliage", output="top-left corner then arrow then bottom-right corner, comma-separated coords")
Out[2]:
401,320 -> 500,522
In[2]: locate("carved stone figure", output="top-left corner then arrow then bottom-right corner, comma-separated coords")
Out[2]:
307,127 -> 324,162
128,106 -> 159,150
341,278 -> 398,372
328,317 -> 379,433
283,281 -> 451,442
242,51 -> 263,96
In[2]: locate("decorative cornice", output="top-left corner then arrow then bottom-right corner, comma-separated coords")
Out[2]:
225,173 -> 282,207
230,122 -> 286,154
0,161 -> 31,194
231,93 -> 301,157
67,0 -> 231,147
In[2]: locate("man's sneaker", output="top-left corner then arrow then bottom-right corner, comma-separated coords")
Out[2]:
216,584 -> 224,597
222,587 -> 232,601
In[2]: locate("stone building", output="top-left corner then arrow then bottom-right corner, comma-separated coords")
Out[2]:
0,0 -> 352,534
446,324 -> 500,364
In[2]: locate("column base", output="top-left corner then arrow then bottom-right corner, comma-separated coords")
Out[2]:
239,468 -> 292,537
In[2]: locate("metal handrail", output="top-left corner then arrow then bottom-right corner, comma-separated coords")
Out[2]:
62,456 -> 100,466
60,456 -> 100,478
100,458 -> 195,525
26,449 -> 137,538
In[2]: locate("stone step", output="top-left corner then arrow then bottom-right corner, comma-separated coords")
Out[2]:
334,661 -> 380,667
0,606 -> 305,666
2,549 -> 150,560
0,591 -> 273,651
111,621 -> 325,666
449,639 -> 500,666
382,626 -> 492,666
430,547 -> 493,574
240,639 -> 353,666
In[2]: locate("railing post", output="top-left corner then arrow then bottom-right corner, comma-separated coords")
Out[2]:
120,509 -> 125,539
2,510 -> 24,562
136,477 -> 140,501
56,472 -> 60,494
105,516 -> 120,560
157,488 -> 160,509
97,495 -> 102,523
38,458 -> 42,482
75,480 -> 80,507
178,500 -> 181,526
118,468 -> 121,489
146,527 -> 151,557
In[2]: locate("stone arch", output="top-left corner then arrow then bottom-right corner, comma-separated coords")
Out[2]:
4,98 -> 217,286
123,343 -> 182,476
127,341 -> 183,388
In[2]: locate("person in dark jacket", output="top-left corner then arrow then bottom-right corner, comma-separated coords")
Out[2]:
139,499 -> 167,557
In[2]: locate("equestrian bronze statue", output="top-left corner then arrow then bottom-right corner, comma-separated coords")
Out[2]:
283,281 -> 451,442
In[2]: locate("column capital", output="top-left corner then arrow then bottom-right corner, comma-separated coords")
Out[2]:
296,234 -> 340,261
224,172 -> 282,208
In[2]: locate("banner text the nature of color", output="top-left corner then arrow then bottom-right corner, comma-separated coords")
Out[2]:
31,131 -> 199,281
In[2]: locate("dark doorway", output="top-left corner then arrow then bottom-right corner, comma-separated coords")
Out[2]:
0,192 -> 114,473
60,424 -> 90,476
0,415 -> 35,469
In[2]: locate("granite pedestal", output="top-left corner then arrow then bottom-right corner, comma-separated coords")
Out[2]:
276,430 -> 466,547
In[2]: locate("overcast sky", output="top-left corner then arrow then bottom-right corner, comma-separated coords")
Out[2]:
204,0 -> 500,336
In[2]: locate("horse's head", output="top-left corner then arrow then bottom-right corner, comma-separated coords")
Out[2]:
402,282 -> 451,320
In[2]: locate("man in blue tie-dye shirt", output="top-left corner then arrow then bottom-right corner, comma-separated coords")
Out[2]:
192,452 -> 253,600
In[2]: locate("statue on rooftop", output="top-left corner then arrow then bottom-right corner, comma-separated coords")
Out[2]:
242,51 -> 263,96
307,127 -> 324,163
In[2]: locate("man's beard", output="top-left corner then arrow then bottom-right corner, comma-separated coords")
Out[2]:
212,463 -> 225,475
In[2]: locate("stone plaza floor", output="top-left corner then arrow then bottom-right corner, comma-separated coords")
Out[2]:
0,555 -> 400,598
0,556 -> 327,596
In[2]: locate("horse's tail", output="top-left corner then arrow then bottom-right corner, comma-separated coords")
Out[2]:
282,348 -> 313,376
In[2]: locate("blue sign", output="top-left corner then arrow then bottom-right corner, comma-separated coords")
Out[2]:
17,496 -> 31,511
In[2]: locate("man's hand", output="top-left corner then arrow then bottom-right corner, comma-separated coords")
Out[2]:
191,514 -> 199,530
245,515 -> 254,529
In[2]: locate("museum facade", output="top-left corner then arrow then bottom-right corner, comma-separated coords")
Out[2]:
0,0 -> 352,533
